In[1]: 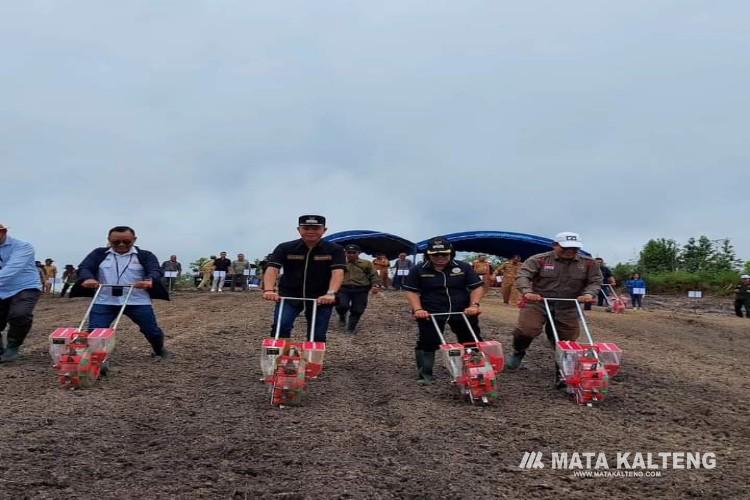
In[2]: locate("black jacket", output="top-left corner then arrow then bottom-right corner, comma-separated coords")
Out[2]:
402,259 -> 483,313
70,246 -> 170,301
267,239 -> 346,298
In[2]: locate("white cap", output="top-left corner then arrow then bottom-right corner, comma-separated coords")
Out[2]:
741,274 -> 750,280
554,231 -> 583,248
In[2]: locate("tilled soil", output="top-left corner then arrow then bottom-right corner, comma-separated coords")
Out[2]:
0,291 -> 748,499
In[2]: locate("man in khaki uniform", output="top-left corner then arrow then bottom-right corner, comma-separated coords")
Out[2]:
43,258 -> 57,294
496,254 -> 523,304
472,254 -> 494,290
506,232 -> 602,371
337,244 -> 380,333
372,254 -> 390,289
196,256 -> 215,290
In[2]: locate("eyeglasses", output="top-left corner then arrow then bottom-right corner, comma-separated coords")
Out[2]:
110,240 -> 134,246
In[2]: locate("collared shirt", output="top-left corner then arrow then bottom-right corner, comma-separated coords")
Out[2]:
213,257 -> 232,272
497,260 -> 522,279
161,260 -> 182,274
736,283 -> 750,301
96,247 -> 152,306
44,264 -> 58,279
231,259 -> 250,274
402,259 -> 483,313
515,250 -> 602,299
0,236 -> 43,299
342,259 -> 379,288
267,239 -> 346,298
394,258 -> 413,270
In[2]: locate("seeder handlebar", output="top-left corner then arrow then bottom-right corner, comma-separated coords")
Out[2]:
542,297 -> 596,346
428,312 -> 481,346
273,297 -> 318,342
78,284 -> 136,332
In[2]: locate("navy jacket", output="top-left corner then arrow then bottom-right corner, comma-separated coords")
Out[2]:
70,246 -> 170,301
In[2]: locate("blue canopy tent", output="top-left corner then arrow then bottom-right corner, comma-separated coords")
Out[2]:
324,230 -> 417,259
416,231 -> 591,259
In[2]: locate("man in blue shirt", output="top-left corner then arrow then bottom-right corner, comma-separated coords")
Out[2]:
0,224 -> 43,363
70,226 -> 173,359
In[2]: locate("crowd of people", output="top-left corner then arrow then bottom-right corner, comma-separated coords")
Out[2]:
1,217 -> 747,371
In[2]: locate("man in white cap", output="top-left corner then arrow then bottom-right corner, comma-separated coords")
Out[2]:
734,274 -> 750,318
0,224 -> 43,363
506,231 -> 603,379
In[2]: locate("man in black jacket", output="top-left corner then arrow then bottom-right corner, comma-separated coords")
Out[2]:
263,215 -> 345,342
70,226 -> 173,359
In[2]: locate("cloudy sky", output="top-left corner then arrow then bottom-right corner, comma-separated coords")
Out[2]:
3,1 -> 749,269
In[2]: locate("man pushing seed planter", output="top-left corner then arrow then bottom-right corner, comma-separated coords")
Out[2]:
262,215 -> 346,343
506,232 -> 603,376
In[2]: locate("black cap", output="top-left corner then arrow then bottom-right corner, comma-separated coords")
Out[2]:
425,237 -> 453,255
344,244 -> 361,253
298,214 -> 326,226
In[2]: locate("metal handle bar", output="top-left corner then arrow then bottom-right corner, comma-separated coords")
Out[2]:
601,284 -> 619,305
542,298 -> 596,346
274,297 -> 318,342
428,312 -> 480,346
78,284 -> 136,331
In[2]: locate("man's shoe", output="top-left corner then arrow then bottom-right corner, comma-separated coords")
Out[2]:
151,349 -> 175,361
506,351 -> 526,370
0,347 -> 20,363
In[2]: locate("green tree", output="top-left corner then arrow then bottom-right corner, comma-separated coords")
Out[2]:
711,239 -> 741,271
639,238 -> 679,273
680,236 -> 714,272
745,261 -> 750,275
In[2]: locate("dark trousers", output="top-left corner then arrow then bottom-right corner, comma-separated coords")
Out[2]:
271,300 -> 333,343
231,274 -> 248,291
630,294 -> 643,308
735,299 -> 750,318
335,286 -> 370,330
88,304 -> 165,354
0,289 -> 41,352
60,283 -> 73,297
416,314 -> 481,352
392,274 -> 406,290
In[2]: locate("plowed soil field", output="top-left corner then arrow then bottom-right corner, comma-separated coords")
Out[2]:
1,290 -> 748,499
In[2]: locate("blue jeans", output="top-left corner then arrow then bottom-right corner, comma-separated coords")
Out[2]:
89,304 -> 165,354
271,300 -> 333,342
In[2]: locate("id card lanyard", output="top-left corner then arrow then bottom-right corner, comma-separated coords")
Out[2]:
114,253 -> 135,284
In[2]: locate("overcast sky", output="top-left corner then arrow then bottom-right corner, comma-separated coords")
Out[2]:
3,1 -> 749,269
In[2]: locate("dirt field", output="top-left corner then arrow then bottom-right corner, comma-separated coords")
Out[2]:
1,290 -> 748,499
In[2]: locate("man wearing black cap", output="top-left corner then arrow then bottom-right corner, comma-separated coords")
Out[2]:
402,237 -> 486,385
336,244 -> 380,334
263,215 -> 346,342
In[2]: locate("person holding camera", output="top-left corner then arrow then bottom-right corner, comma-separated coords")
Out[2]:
70,226 -> 173,359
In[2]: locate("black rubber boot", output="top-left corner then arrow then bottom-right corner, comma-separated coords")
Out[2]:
415,350 -> 424,380
418,350 -> 435,385
0,347 -> 20,363
508,335 -> 533,370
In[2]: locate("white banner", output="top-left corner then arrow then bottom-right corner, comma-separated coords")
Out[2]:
164,271 -> 178,278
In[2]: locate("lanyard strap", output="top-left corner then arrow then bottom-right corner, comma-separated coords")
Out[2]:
114,254 -> 135,284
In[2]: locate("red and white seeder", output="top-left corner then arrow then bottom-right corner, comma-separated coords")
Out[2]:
49,284 -> 132,389
601,284 -> 627,313
260,297 -> 326,407
432,312 -> 505,405
543,298 -> 623,406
